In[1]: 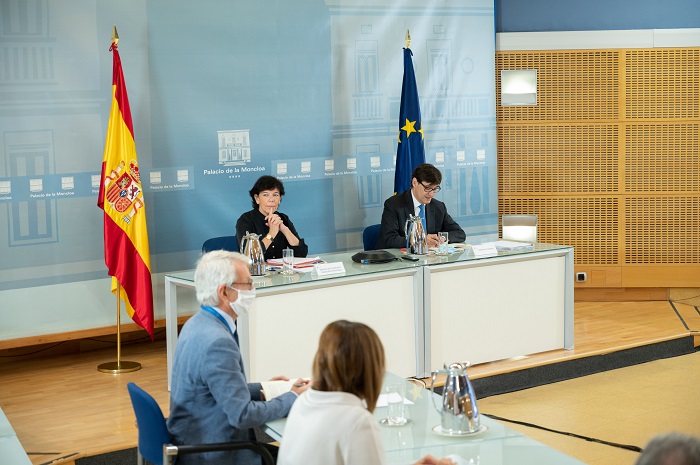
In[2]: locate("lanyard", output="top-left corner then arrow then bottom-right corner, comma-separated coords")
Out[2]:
201,305 -> 234,337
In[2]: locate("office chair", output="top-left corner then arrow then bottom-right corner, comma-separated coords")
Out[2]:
201,235 -> 239,253
501,214 -> 538,243
362,224 -> 381,251
126,382 -> 274,465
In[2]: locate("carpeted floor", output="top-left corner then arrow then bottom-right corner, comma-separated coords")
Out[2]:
472,335 -> 695,398
75,448 -> 137,465
75,427 -> 276,465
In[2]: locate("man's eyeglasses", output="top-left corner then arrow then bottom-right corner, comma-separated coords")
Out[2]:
420,182 -> 441,193
227,282 -> 254,290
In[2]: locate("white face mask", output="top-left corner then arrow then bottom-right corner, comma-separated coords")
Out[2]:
229,288 -> 256,317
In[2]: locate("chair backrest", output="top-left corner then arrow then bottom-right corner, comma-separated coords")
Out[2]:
501,214 -> 538,243
127,382 -> 170,465
362,224 -> 381,251
202,235 -> 239,253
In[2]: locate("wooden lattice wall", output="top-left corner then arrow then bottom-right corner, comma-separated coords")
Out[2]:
496,48 -> 700,288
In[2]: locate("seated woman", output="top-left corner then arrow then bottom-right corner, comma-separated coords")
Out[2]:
236,175 -> 308,260
278,320 -> 455,465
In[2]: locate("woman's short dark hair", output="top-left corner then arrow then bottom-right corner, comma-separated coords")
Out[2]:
412,163 -> 442,186
312,320 -> 385,412
249,175 -> 285,209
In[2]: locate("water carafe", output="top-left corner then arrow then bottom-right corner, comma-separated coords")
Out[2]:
240,231 -> 266,276
405,214 -> 428,255
430,362 -> 480,434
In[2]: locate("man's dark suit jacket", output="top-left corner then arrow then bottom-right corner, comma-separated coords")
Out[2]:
374,190 -> 466,249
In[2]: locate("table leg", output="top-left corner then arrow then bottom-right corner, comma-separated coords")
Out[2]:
165,276 -> 179,391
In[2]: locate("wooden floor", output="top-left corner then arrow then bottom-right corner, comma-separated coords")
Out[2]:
1,300 -> 698,465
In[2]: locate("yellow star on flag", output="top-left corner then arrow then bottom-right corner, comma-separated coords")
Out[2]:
418,124 -> 424,140
401,118 -> 417,139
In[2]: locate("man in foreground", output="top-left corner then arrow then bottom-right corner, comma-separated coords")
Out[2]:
168,250 -> 309,465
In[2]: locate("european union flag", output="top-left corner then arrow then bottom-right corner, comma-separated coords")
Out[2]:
394,47 -> 425,195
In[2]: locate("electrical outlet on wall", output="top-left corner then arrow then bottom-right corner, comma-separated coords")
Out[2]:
576,272 -> 587,282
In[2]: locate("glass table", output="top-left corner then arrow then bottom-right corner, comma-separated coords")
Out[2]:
265,373 -> 585,465
165,244 -> 573,389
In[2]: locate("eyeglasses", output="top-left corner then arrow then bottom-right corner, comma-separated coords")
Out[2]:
227,282 -> 254,291
420,182 -> 441,193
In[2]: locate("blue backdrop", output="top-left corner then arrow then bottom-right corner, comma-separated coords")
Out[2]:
0,0 -> 497,338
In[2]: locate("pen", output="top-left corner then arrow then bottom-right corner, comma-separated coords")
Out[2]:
293,382 -> 308,387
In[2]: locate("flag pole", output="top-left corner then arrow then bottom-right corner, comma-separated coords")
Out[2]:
97,25 -> 144,374
98,282 -> 141,373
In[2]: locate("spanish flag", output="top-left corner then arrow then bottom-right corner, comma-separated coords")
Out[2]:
394,45 -> 425,195
97,38 -> 154,340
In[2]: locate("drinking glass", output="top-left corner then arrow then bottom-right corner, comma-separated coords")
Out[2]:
383,383 -> 408,426
437,231 -> 449,255
282,248 -> 294,275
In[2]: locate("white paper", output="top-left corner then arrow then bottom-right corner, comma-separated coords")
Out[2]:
314,262 -> 346,276
376,393 -> 415,408
260,378 -> 309,400
471,243 -> 498,257
260,380 -> 295,400
267,256 -> 321,266
493,240 -> 534,251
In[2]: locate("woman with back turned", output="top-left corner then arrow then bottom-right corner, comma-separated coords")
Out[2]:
236,175 -> 308,260
278,320 -> 455,465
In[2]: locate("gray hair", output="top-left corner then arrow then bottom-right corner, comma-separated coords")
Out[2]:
194,250 -> 249,307
635,432 -> 700,465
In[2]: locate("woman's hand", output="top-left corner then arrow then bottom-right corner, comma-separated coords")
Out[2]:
267,213 -> 300,246
265,213 -> 283,237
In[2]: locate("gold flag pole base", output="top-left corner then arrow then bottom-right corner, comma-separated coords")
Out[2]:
97,361 -> 142,374
98,282 -> 141,374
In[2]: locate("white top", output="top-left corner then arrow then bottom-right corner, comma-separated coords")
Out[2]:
411,191 -> 422,216
277,389 -> 385,465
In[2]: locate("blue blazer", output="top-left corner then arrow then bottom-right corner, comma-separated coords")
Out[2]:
168,310 -> 296,465
375,190 -> 466,249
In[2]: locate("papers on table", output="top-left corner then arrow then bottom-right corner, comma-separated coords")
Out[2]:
267,256 -> 323,272
376,393 -> 415,408
428,246 -> 460,254
491,240 -> 534,251
472,241 -> 533,257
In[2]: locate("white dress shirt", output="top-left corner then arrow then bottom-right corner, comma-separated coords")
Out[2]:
278,389 -> 386,465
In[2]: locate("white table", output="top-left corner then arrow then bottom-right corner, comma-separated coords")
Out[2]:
166,256 -> 425,387
424,247 -> 573,372
165,244 -> 574,388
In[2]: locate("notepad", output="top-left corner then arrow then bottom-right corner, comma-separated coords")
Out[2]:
260,379 -> 309,400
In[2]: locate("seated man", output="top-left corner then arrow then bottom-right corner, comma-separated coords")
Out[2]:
168,250 -> 309,465
375,163 -> 465,250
